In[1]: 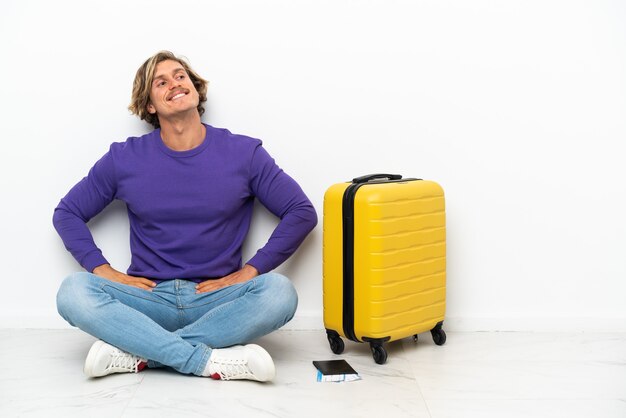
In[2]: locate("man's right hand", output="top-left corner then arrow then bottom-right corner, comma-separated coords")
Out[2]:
92,264 -> 157,291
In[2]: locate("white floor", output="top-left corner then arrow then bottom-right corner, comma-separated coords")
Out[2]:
1,329 -> 625,418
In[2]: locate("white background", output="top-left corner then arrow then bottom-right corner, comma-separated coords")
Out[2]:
1,0 -> 624,331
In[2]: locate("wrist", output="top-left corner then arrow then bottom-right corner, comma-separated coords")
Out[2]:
243,264 -> 259,277
93,264 -> 116,278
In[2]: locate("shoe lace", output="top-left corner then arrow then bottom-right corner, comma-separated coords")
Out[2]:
107,349 -> 143,373
211,357 -> 253,380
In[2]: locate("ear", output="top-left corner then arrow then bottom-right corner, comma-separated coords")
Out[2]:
147,102 -> 156,114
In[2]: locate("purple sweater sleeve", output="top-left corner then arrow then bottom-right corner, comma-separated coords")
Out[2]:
245,144 -> 318,274
52,149 -> 116,272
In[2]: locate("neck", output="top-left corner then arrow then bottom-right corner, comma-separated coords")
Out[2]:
158,112 -> 205,151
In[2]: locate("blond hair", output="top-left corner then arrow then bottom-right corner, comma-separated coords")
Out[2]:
128,51 -> 208,128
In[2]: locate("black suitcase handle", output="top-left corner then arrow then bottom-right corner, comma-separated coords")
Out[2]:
352,174 -> 402,184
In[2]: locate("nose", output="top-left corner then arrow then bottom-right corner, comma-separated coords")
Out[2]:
165,75 -> 182,89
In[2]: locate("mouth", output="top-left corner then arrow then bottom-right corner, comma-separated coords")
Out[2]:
167,89 -> 189,101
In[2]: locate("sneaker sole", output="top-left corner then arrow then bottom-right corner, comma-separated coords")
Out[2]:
83,340 -> 107,377
245,344 -> 276,382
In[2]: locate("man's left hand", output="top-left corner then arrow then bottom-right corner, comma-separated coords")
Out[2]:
195,264 -> 259,294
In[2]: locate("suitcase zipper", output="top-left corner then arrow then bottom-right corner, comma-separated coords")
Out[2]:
341,182 -> 360,342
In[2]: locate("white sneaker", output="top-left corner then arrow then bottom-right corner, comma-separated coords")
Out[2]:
204,344 -> 275,382
84,340 -> 147,378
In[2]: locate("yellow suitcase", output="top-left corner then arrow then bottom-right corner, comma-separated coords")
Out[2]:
323,174 -> 447,364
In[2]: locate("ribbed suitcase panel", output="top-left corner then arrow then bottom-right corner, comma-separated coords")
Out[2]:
368,242 -> 446,269
368,257 -> 446,285
361,304 -> 446,340
369,288 -> 446,317
353,180 -> 446,342
369,227 -> 445,252
369,272 -> 446,301
369,213 -> 446,235
366,197 -> 445,219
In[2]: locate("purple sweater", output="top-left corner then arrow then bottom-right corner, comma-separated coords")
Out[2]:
53,124 -> 317,281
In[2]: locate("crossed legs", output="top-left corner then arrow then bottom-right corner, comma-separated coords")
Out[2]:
56,272 -> 298,376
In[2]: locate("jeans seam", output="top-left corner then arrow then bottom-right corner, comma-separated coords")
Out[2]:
182,279 -> 257,335
194,345 -> 212,376
179,282 -> 249,309
99,282 -> 172,308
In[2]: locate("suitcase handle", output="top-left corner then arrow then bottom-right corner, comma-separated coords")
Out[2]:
352,174 -> 402,184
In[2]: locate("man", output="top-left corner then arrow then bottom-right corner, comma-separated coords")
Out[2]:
53,51 -> 317,382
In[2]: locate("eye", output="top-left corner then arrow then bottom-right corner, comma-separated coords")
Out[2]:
176,74 -> 186,80
156,80 -> 166,87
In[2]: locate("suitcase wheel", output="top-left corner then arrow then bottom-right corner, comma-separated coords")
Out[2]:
327,333 -> 345,355
370,343 -> 388,365
430,322 -> 447,346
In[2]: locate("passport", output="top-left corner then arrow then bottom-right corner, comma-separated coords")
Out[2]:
312,360 -> 360,382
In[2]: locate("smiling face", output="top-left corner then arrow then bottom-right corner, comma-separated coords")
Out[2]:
147,59 -> 200,121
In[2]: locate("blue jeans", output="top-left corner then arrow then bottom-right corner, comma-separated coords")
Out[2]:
56,272 -> 298,376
